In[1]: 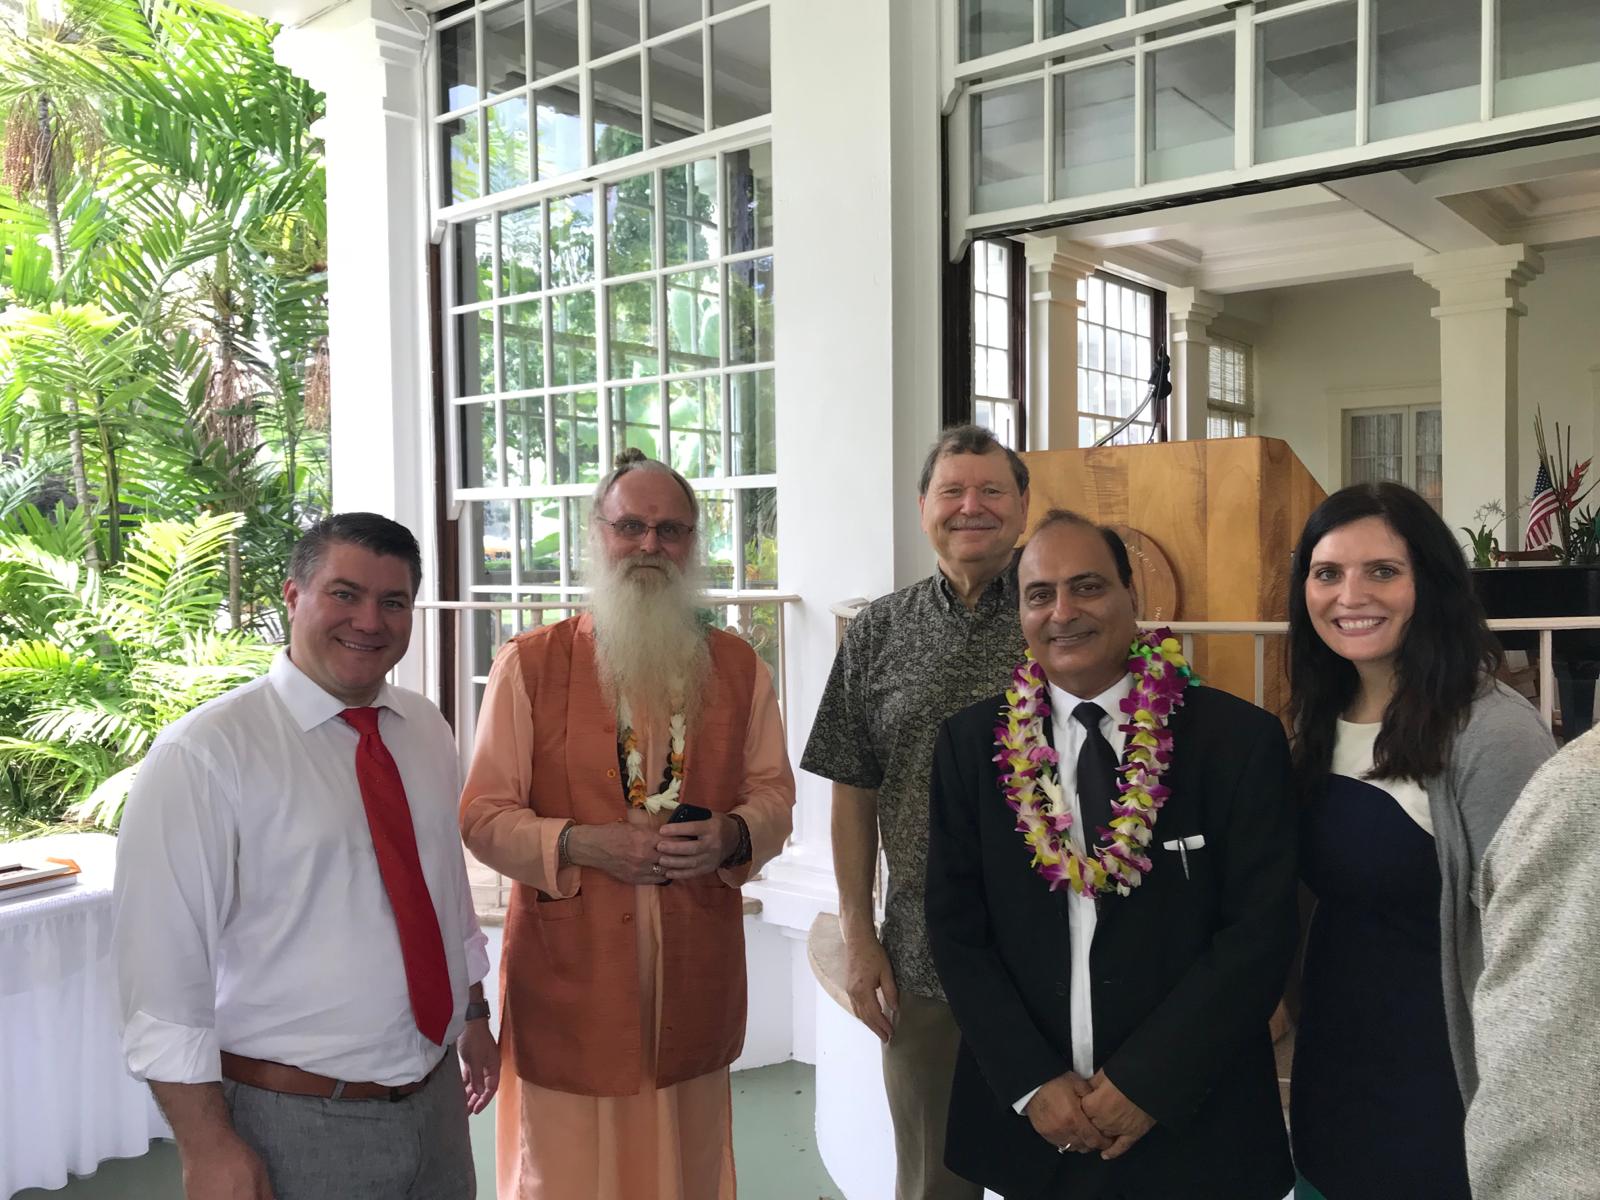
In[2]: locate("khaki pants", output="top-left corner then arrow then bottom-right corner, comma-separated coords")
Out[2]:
881,992 -> 984,1200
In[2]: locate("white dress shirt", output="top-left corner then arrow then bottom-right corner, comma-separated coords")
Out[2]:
112,652 -> 489,1087
1015,673 -> 1134,1112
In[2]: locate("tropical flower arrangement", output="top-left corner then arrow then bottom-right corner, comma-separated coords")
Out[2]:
993,629 -> 1196,897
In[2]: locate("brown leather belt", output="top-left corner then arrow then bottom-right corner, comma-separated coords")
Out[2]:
220,1051 -> 442,1102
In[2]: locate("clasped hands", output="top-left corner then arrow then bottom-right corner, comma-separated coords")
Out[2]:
1025,1069 -> 1155,1161
566,815 -> 737,884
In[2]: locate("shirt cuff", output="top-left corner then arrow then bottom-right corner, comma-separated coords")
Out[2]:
464,927 -> 491,985
123,1010 -> 221,1085
1014,1084 -> 1043,1115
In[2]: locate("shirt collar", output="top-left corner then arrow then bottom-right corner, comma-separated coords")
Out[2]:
1047,670 -> 1136,724
932,554 -> 1019,616
268,650 -> 404,734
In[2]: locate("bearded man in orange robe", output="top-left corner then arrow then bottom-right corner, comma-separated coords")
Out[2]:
460,449 -> 794,1200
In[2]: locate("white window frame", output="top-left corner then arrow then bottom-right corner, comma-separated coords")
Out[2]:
1076,270 -> 1160,448
1206,336 -> 1252,439
972,238 -> 1021,448
1340,400 -> 1442,510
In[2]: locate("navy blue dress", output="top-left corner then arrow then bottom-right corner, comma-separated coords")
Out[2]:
1291,765 -> 1470,1199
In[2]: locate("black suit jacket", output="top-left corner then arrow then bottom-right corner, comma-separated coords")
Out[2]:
925,684 -> 1296,1200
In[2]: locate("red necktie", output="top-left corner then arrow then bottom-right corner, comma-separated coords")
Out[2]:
340,707 -> 452,1045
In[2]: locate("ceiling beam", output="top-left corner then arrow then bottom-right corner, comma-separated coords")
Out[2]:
1322,172 -> 1501,254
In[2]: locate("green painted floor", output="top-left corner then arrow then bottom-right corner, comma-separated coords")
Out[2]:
16,1060 -> 840,1200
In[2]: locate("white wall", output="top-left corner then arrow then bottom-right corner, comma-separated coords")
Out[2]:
1247,249 -> 1600,509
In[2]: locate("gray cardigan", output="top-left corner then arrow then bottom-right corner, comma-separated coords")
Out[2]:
1466,726 -> 1600,1198
1423,680 -> 1556,1103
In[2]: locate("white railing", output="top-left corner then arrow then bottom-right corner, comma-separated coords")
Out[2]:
411,593 -> 800,917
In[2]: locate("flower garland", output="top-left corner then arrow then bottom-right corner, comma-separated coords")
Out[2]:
618,697 -> 687,814
992,629 -> 1195,897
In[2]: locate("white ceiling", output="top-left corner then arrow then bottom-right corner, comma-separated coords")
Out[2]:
1053,135 -> 1600,295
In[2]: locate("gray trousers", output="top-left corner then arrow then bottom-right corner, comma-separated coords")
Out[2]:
222,1057 -> 474,1200
882,992 -> 984,1200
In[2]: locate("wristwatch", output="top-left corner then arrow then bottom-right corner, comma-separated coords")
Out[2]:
464,999 -> 491,1023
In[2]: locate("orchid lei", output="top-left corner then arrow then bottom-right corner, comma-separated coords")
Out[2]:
993,629 -> 1195,898
618,697 -> 687,814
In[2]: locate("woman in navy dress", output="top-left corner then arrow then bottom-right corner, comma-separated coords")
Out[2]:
1285,483 -> 1554,1200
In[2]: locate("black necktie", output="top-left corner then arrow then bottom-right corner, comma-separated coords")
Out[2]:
1072,702 -> 1118,847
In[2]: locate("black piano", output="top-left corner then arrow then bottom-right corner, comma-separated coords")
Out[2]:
1471,565 -> 1600,738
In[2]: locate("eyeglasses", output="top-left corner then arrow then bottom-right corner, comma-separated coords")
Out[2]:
596,516 -> 696,544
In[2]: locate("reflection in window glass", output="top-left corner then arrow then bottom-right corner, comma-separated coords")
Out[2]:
741,486 -> 777,588
459,402 -> 498,489
535,84 -> 583,178
1257,2 -> 1357,162
483,2 -> 527,95
440,18 -> 478,110
455,215 -> 494,304
666,269 -> 720,372
595,55 -> 646,163
473,500 -> 513,584
730,369 -> 775,476
519,498 -> 562,584
1147,34 -> 1234,184
551,290 -> 597,385
669,377 -> 722,477
700,489 -> 734,587
552,391 -> 600,482
591,0 -> 641,58
500,205 -> 542,296
505,394 -> 547,485
1371,0 -> 1478,138
502,301 -> 545,392
611,383 -> 662,458
443,115 -> 482,205
651,34 -> 705,145
1497,0 -> 1600,115
725,145 -> 772,253
712,8 -> 771,127
456,311 -> 495,396
666,159 -> 718,265
609,282 -> 658,378
607,173 -> 654,276
488,95 -> 531,193
549,192 -> 596,286
972,79 -> 1043,212
1047,0 -> 1123,36
650,0 -> 700,37
728,257 -> 773,365
532,0 -> 581,79
1054,62 -> 1134,199
959,0 -> 1032,62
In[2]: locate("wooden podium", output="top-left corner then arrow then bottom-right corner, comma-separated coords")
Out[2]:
1020,437 -> 1325,711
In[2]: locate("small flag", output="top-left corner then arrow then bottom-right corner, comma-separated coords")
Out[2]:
1526,463 -> 1557,549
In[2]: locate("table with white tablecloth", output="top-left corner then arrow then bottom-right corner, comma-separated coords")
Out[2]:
0,832 -> 169,1198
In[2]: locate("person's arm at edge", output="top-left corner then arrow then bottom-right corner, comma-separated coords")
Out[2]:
717,666 -> 795,886
833,779 -> 898,1041
458,641 -> 578,897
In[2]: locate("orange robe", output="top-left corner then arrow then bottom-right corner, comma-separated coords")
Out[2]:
461,622 -> 794,1200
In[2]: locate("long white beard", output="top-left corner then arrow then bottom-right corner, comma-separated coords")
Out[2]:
587,543 -> 710,726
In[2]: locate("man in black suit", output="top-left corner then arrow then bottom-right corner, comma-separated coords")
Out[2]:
925,509 -> 1296,1200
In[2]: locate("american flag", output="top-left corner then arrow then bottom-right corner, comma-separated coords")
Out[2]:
1526,459 -> 1592,549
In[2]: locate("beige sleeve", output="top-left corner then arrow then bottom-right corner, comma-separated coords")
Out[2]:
458,643 -> 580,898
718,664 -> 796,887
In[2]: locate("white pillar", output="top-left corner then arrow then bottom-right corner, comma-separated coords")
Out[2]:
1167,288 -> 1222,442
274,0 -> 432,554
1023,235 -> 1100,450
1415,246 -> 1543,548
766,0 -> 941,926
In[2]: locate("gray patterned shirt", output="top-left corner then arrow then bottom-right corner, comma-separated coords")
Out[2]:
801,566 -> 1025,1001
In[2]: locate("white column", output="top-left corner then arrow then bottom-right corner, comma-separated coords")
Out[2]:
1023,235 -> 1100,450
1415,246 -> 1543,548
1167,288 -> 1222,442
274,0 -> 432,554
766,0 -> 941,929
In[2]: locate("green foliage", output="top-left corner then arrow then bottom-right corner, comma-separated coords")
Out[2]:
0,0 -> 325,834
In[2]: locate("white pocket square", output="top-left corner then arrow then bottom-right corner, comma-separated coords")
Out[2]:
1160,835 -> 1205,851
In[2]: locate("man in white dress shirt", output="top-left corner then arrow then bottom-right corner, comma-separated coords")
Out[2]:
112,514 -> 499,1200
